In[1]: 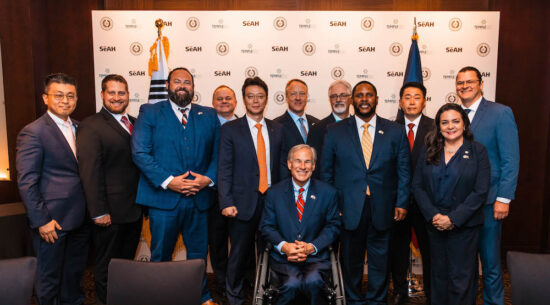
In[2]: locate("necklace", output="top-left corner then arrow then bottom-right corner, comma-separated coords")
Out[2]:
444,147 -> 457,154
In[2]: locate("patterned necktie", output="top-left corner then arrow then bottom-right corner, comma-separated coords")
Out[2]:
120,116 -> 133,134
297,188 -> 305,221
63,120 -> 77,157
180,108 -> 188,126
256,123 -> 268,193
407,123 -> 415,152
298,117 -> 308,143
361,123 -> 372,195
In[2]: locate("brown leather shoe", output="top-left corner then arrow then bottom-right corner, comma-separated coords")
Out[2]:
202,300 -> 219,305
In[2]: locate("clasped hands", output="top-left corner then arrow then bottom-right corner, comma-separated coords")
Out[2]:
282,241 -> 315,263
432,213 -> 454,231
167,171 -> 211,196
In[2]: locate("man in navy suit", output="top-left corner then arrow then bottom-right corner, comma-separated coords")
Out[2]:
16,73 -> 89,305
132,67 -> 220,305
218,77 -> 286,305
321,81 -> 411,305
456,66 -> 520,305
260,144 -> 341,305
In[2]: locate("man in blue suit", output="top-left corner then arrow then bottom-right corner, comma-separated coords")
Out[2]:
260,144 -> 341,305
16,73 -> 89,305
321,81 -> 411,305
132,67 -> 220,305
456,66 -> 520,305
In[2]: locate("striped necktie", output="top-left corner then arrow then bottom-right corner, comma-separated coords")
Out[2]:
361,123 -> 372,195
297,188 -> 305,221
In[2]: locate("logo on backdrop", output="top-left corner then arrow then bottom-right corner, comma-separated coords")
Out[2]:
192,91 -> 201,104
245,66 -> 258,78
422,67 -> 431,81
446,46 -> 463,53
99,45 -> 116,52
331,67 -> 345,80
361,17 -> 374,31
387,71 -> 404,78
475,19 -> 488,30
356,68 -> 371,79
216,42 -> 229,56
129,42 -> 143,56
299,18 -> 312,29
241,43 -> 254,54
328,44 -> 342,54
272,45 -> 289,52
273,17 -> 287,30
481,71 -> 491,78
302,42 -> 316,56
446,92 -> 459,103
329,21 -> 347,27
274,91 -> 286,105
185,46 -> 203,52
386,18 -> 399,29
300,70 -> 318,77
449,18 -> 462,31
389,42 -> 403,56
100,17 -> 113,31
242,20 -> 260,27
358,46 -> 375,53
99,68 -> 111,78
269,68 -> 285,79
129,70 -> 146,77
384,94 -> 398,104
420,44 -> 428,55
130,92 -> 142,103
477,43 -> 490,57
214,70 -> 231,77
186,17 -> 200,31
417,20 -> 435,28
125,18 -> 137,29
443,69 -> 456,80
212,19 -> 225,29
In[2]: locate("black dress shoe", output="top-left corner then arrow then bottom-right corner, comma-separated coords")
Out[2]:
392,292 -> 409,305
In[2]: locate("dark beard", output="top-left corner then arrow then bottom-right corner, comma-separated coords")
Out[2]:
353,103 -> 377,120
168,88 -> 194,107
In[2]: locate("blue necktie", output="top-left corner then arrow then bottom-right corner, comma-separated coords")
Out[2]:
298,118 -> 308,143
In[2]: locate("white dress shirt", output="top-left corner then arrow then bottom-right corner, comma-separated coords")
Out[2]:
287,110 -> 310,136
47,111 -> 76,156
246,114 -> 272,187
404,115 -> 422,140
104,107 -> 132,134
355,114 -> 377,142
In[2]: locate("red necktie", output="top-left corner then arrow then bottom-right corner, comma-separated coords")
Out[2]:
296,188 -> 305,221
407,123 -> 415,152
120,116 -> 133,134
180,108 -> 188,126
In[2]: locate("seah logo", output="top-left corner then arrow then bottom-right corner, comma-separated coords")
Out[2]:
389,42 -> 403,56
449,18 -> 462,31
356,68 -> 371,79
300,70 -> 318,77
417,21 -> 435,27
361,17 -> 374,31
446,47 -> 463,53
274,91 -> 286,105
273,17 -> 287,30
129,70 -> 146,76
272,45 -> 289,52
214,70 -> 231,77
329,21 -> 347,27
186,17 -> 200,31
302,42 -> 316,56
331,67 -> 345,80
422,67 -> 431,81
192,91 -> 201,104
477,43 -> 490,57
481,72 -> 491,78
243,20 -> 259,26
358,46 -> 375,53
99,45 -> 116,52
446,92 -> 459,104
185,46 -> 202,52
100,17 -> 113,30
245,66 -> 258,78
129,42 -> 143,55
387,71 -> 404,77
162,21 -> 172,27
216,42 -> 229,56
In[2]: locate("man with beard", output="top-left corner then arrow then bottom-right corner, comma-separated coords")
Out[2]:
321,81 -> 410,305
307,80 -> 352,172
132,67 -> 220,305
77,74 -> 142,305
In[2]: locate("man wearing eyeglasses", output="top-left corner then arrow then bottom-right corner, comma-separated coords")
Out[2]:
218,77 -> 287,305
16,73 -> 89,305
275,79 -> 320,172
456,66 -> 519,305
307,80 -> 353,172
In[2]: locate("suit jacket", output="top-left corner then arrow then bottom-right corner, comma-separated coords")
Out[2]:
274,111 -> 320,149
217,116 -> 286,221
259,178 -> 341,263
469,98 -> 520,203
412,140 -> 490,228
16,113 -> 86,231
76,108 -> 142,224
320,116 -> 411,231
307,114 -> 337,161
395,114 -> 434,174
132,101 -> 220,211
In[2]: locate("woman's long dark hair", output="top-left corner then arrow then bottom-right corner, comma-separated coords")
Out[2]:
425,103 -> 474,165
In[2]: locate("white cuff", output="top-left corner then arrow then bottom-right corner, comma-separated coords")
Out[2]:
161,176 -> 174,189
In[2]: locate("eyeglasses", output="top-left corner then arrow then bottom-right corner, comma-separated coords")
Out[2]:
245,94 -> 266,100
329,93 -> 351,100
456,79 -> 480,87
44,93 -> 77,101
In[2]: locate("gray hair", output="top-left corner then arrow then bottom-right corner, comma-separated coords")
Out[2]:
328,80 -> 352,96
287,144 -> 317,163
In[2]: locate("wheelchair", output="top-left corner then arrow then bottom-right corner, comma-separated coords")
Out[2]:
252,244 -> 346,305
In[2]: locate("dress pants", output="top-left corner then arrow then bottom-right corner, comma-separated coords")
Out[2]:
340,198 -> 391,305
91,218 -> 142,304
479,203 -> 504,305
427,224 -> 480,305
32,222 -> 90,305
226,196 -> 265,305
388,202 -> 431,300
270,259 -> 331,305
148,198 -> 211,303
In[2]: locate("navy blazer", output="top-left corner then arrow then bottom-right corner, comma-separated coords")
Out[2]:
132,101 -> 220,211
320,116 -> 411,231
16,113 -> 86,230
217,116 -> 286,221
274,111 -> 320,149
470,98 -> 519,204
259,178 -> 341,263
412,140 -> 490,228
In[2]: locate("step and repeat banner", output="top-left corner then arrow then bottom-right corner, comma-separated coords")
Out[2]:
91,11 -> 500,265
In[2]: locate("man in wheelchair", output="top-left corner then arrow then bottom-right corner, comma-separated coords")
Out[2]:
259,144 -> 341,305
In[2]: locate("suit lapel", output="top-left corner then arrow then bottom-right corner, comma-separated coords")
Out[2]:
369,116 -> 384,169
470,98 -> 488,132
43,114 -> 77,163
412,115 -> 432,160
266,119 -> 277,172
347,117 -> 367,170
300,179 -> 316,225
450,140 -> 473,192
100,108 -> 131,141
241,117 -> 259,171
285,112 -> 304,144
285,180 -> 301,229
160,101 -> 184,160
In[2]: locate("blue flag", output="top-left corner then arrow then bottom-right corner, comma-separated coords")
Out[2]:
396,24 -> 423,120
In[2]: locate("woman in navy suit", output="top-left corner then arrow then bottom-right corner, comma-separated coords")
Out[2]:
412,103 -> 490,305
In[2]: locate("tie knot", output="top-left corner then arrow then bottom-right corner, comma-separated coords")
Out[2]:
408,123 -> 415,129
255,123 -> 262,130
464,108 -> 472,115
299,187 -> 304,194
121,116 -> 129,123
363,123 -> 370,129
180,108 -> 188,116
64,120 -> 71,127
298,118 -> 305,123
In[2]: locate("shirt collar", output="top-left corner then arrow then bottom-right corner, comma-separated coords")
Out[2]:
462,96 -> 483,112
292,178 -> 310,193
287,110 -> 306,123
47,110 -> 73,126
218,114 -> 237,125
170,101 -> 191,113
103,107 -> 128,121
355,114 -> 377,130
404,114 -> 422,127
332,112 -> 348,122
246,114 -> 266,129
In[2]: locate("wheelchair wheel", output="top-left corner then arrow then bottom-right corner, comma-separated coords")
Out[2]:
329,245 -> 346,305
253,246 -> 270,305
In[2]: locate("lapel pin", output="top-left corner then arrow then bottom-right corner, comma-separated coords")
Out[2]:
310,195 -> 316,200
463,155 -> 470,159
198,112 -> 203,115
378,130 -> 384,135
465,150 -> 469,154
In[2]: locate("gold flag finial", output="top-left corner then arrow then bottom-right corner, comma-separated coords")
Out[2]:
155,19 -> 164,37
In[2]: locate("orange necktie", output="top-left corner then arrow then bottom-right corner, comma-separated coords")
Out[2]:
256,123 -> 268,193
